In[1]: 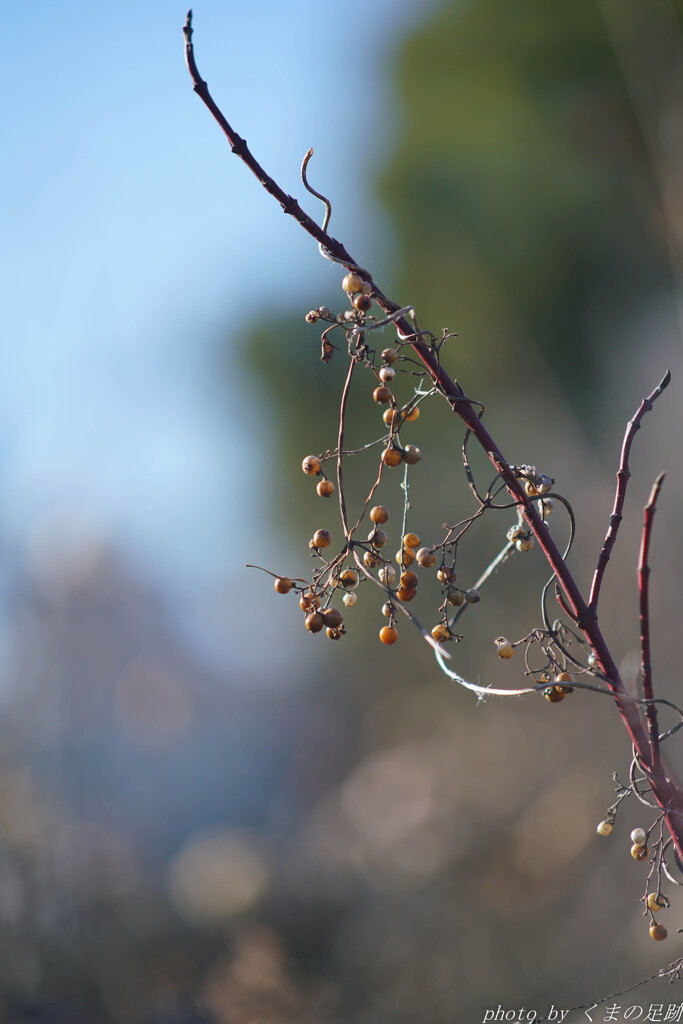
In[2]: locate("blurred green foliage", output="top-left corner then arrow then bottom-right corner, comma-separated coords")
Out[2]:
379,0 -> 678,410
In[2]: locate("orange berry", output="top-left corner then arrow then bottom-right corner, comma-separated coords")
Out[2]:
382,447 -> 403,468
431,624 -> 451,643
399,570 -> 418,589
312,529 -> 332,549
299,590 -> 321,612
383,407 -> 401,427
302,455 -> 321,476
322,607 -> 343,628
647,893 -> 666,912
396,547 -> 415,567
370,505 -> 390,524
339,568 -> 359,590
369,528 -> 388,549
650,924 -> 667,941
379,626 -> 398,645
544,686 -> 565,703
326,626 -> 343,640
317,479 -> 335,498
555,671 -> 574,694
404,405 -> 420,422
403,533 -> 420,549
353,293 -> 372,313
273,577 -> 292,594
381,347 -> 398,364
396,587 -> 416,602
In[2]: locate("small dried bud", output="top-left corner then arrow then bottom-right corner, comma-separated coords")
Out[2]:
507,525 -> 525,542
305,310 -> 320,324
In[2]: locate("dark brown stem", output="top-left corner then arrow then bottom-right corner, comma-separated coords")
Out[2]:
184,15 -> 683,862
639,473 -> 666,770
589,371 -> 671,614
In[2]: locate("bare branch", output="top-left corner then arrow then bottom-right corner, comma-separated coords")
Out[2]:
589,370 -> 671,613
639,472 -> 666,770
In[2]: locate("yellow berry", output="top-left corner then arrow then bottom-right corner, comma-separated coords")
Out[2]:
364,550 -> 382,568
596,820 -> 613,837
404,405 -> 420,422
431,624 -> 451,643
495,639 -> 515,659
631,843 -> 649,861
342,273 -> 363,294
316,479 -> 335,498
647,893 -> 667,912
416,547 -> 437,568
302,455 -> 321,476
649,924 -> 667,941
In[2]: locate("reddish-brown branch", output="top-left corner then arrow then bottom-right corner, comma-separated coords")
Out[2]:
589,372 -> 671,614
639,473 -> 666,770
183,15 -> 683,861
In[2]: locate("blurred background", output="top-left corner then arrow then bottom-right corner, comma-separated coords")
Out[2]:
3,0 -> 683,1020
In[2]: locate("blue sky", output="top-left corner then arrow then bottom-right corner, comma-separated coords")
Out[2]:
2,1 -> 430,673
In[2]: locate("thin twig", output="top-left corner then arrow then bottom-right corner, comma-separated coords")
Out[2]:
589,371 -> 671,613
639,472 -> 666,770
